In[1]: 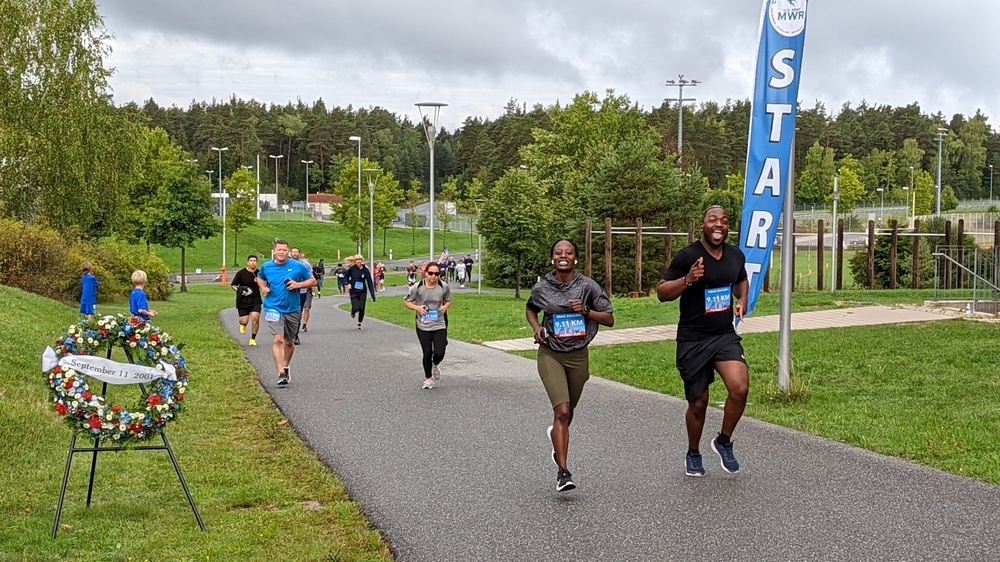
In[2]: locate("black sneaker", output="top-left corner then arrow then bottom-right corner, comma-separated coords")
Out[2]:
556,469 -> 576,492
711,436 -> 740,474
685,451 -> 705,477
302,325 -> 308,332
277,372 -> 289,386
294,337 -> 301,345
351,310 -> 356,319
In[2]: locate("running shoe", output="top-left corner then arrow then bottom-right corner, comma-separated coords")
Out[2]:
711,436 -> 740,474
546,426 -> 556,467
277,372 -> 289,386
302,325 -> 308,332
422,378 -> 434,390
431,364 -> 441,380
357,323 -> 362,330
351,310 -> 356,319
556,469 -> 576,492
240,325 -> 246,334
294,337 -> 301,345
248,338 -> 257,346
685,451 -> 706,477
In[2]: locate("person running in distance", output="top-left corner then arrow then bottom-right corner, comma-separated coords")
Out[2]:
129,270 -> 157,322
290,247 -> 311,342
313,259 -> 325,298
256,240 -> 316,385
80,262 -> 99,320
657,205 -> 749,477
403,262 -> 453,389
456,259 -> 467,288
526,239 -> 614,492
406,260 -> 418,287
334,262 -> 347,296
345,254 -> 376,330
230,255 -> 263,346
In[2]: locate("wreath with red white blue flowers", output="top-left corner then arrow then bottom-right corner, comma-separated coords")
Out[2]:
42,314 -> 189,444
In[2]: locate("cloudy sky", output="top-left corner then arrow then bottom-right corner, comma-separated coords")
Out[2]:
100,1 -> 1000,132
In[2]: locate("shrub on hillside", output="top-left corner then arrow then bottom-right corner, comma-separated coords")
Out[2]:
0,219 -> 172,302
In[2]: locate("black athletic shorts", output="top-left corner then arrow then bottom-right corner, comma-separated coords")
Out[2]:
237,303 -> 262,317
675,331 -> 746,401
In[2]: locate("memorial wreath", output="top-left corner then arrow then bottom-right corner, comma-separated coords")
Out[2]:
41,314 -> 189,444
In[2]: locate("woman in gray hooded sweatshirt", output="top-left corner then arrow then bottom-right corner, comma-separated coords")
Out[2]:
526,239 -> 614,492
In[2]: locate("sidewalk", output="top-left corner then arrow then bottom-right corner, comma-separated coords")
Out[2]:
482,305 -> 956,351
226,296 -> 999,561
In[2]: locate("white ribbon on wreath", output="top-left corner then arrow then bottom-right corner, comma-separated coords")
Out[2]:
41,347 -> 177,385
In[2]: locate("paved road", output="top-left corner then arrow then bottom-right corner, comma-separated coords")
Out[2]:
224,290 -> 1000,561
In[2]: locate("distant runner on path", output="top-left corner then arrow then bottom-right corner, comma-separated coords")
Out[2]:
230,255 -> 262,346
526,239 -> 614,492
345,254 -> 377,330
657,205 -> 749,477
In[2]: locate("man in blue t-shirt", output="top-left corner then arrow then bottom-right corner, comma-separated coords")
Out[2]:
256,239 -> 315,386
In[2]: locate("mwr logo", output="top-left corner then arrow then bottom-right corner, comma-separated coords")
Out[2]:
769,0 -> 807,37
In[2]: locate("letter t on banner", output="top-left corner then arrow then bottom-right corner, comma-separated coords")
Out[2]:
738,0 -> 811,318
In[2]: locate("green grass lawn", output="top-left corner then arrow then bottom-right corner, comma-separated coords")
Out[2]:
0,285 -> 391,562
146,221 -> 479,273
360,287 -> 1000,485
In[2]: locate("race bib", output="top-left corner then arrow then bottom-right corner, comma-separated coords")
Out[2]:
354,281 -> 365,290
704,286 -> 732,313
264,309 -> 281,323
551,312 -> 586,338
419,309 -> 440,324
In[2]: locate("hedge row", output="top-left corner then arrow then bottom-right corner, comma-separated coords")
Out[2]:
0,219 -> 172,304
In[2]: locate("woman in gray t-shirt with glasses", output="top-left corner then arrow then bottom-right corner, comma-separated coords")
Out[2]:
404,262 -> 453,390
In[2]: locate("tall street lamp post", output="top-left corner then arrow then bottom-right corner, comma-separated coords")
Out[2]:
416,102 -> 447,263
269,154 -> 283,215
349,136 -> 362,253
909,165 -> 915,219
990,164 -> 994,203
211,146 -> 229,282
206,170 -> 215,214
935,127 -> 947,216
902,185 -> 909,226
664,73 -> 700,169
301,159 -> 313,212
364,168 -> 380,266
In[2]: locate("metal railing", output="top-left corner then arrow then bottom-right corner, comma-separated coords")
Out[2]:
932,246 -> 999,314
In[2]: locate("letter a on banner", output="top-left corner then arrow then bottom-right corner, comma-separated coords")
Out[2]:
738,0 -> 810,317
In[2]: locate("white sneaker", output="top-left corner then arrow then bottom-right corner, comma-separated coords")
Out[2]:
431,364 -> 441,380
422,378 -> 435,389
547,425 -> 557,466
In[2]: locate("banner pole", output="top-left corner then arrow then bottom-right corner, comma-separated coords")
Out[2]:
778,129 -> 796,392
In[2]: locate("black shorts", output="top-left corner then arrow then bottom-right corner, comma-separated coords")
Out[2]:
675,332 -> 747,401
237,303 -> 262,317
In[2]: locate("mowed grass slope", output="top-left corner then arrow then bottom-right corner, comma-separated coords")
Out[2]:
362,287 -> 1000,485
147,220 -> 479,273
0,285 -> 391,562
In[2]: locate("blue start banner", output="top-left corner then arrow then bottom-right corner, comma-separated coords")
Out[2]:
739,0 -> 810,317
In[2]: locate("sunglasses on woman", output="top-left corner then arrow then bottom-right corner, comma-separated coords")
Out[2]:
426,271 -> 440,276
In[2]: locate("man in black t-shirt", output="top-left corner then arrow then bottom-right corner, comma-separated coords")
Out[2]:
657,205 -> 749,477
230,255 -> 263,346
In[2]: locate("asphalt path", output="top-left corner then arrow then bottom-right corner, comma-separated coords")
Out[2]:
223,286 -> 1000,561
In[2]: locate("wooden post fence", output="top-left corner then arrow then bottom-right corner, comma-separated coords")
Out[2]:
837,218 -> 845,290
817,219 -> 825,291
634,218 -> 643,296
867,220 -> 875,288
604,218 -> 613,297
956,218 -> 965,288
944,220 -> 952,290
584,217 -> 593,278
912,219 -> 920,289
889,220 -> 898,289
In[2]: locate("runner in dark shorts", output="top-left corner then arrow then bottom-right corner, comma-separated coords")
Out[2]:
658,205 -> 750,477
256,240 -> 316,386
526,239 -> 614,493
231,255 -> 263,346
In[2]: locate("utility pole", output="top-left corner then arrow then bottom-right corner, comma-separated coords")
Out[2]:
664,74 -> 700,170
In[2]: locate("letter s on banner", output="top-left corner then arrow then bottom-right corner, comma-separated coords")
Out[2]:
738,0 -> 810,318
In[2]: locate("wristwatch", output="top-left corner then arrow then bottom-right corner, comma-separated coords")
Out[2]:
583,305 -> 591,317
